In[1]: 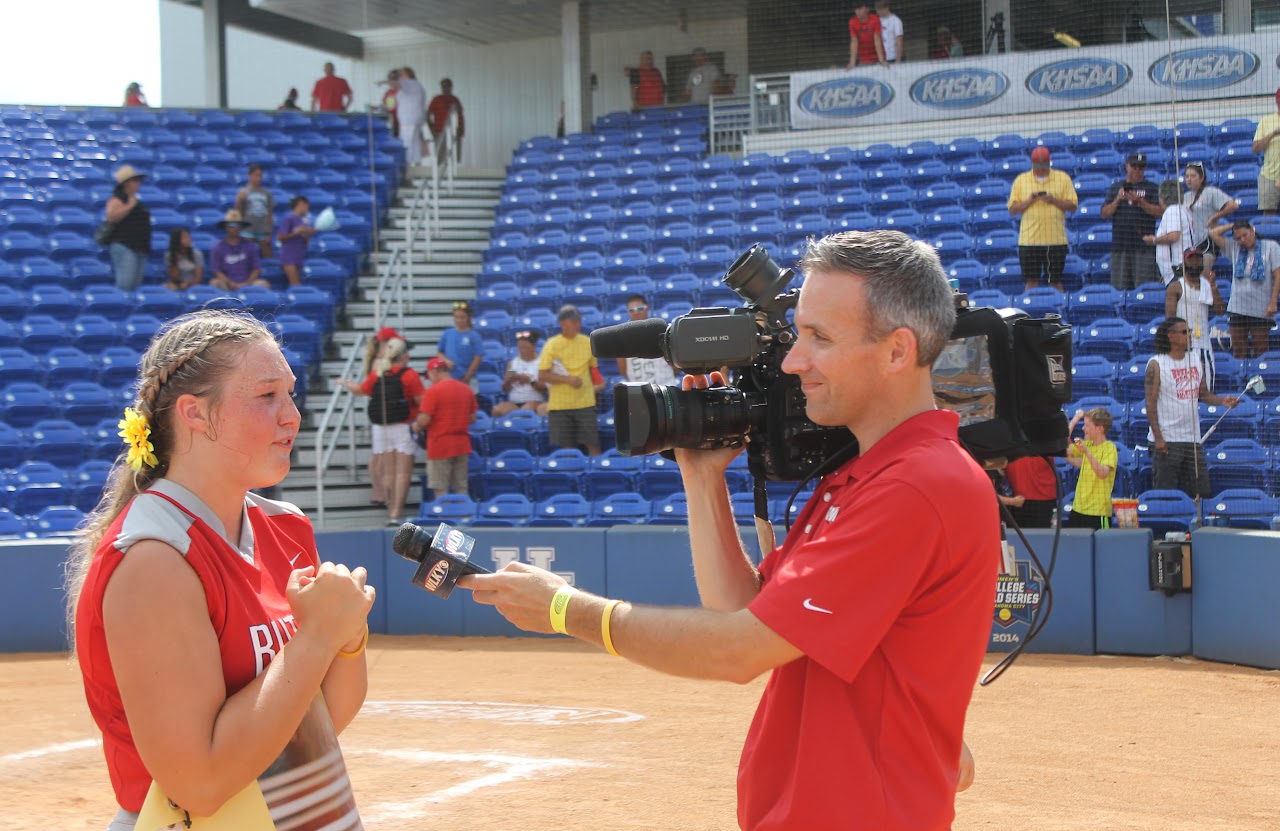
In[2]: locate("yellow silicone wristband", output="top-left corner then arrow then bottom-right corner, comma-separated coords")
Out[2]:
601,599 -> 622,657
337,624 -> 369,659
549,585 -> 577,635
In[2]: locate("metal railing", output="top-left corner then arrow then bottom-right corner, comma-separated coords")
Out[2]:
313,332 -> 369,527
707,73 -> 792,156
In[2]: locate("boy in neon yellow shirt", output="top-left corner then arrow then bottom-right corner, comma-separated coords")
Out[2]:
1065,407 -> 1117,529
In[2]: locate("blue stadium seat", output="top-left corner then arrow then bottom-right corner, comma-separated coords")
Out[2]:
1200,398 -> 1261,443
1070,356 -> 1118,399
1125,283 -> 1171,323
1204,439 -> 1267,492
1076,318 -> 1135,361
59,381 -> 119,427
0,346 -> 42,386
20,315 -> 69,353
25,419 -> 90,467
829,164 -> 867,187
417,494 -> 477,525
587,492 -> 651,526
1136,489 -> 1198,534
1072,128 -> 1117,154
486,412 -> 541,455
635,454 -> 683,501
473,493 -> 535,527
1116,358 -> 1150,403
528,493 -> 593,527
31,505 -> 85,537
649,491 -> 690,525
975,229 -> 1019,265
1069,284 -> 1127,326
1207,488 -> 1277,529
968,288 -> 1010,308
44,347 -> 99,389
0,507 -> 29,539
70,314 -> 121,352
583,449 -> 640,501
10,461 -> 70,516
123,314 -> 166,352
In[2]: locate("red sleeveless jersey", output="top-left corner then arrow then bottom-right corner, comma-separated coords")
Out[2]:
76,480 -> 362,827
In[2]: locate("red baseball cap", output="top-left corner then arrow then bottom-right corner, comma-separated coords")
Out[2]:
1183,247 -> 1204,262
426,357 -> 448,371
1030,146 -> 1051,166
376,326 -> 402,341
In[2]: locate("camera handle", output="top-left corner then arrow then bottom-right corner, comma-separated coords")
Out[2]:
751,480 -> 776,553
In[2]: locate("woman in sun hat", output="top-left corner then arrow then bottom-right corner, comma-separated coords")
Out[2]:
103,164 -> 152,291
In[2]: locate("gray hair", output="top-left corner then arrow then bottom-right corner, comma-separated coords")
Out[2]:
1158,178 -> 1181,206
800,230 -> 956,365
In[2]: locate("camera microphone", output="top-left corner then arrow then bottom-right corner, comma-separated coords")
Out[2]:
589,317 -> 668,360
392,521 -> 489,599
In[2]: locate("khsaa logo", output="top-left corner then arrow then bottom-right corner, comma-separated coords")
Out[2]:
909,69 -> 1008,109
1026,58 -> 1131,99
797,76 -> 893,119
1149,47 -> 1258,89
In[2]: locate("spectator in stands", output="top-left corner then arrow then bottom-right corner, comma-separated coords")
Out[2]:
1146,317 -> 1239,499
123,82 -> 147,107
416,356 -> 478,499
1144,179 -> 1195,286
339,337 -> 425,524
460,231 -> 994,827
1210,218 -> 1280,359
234,164 -> 276,260
1007,147 -> 1077,292
103,165 -> 152,292
875,0 -> 904,64
683,48 -> 723,104
210,210 -> 268,291
1065,408 -> 1117,529
617,295 -> 678,385
930,26 -> 963,59
1253,88 -> 1280,216
380,69 -> 401,136
847,3 -> 886,68
362,326 -> 406,507
1165,248 -> 1223,391
164,228 -> 204,292
396,67 -> 427,168
278,87 -> 302,112
627,51 -> 666,110
1002,455 -> 1058,528
427,78 -> 466,165
540,304 -> 604,456
1181,162 -> 1237,277
68,312 -> 372,831
276,196 -> 314,288
311,62 -> 353,112
435,300 -> 484,391
1101,152 -> 1162,291
492,330 -> 549,418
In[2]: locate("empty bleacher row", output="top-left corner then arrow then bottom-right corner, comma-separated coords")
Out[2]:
0,105 -> 404,536
414,106 -> 1280,529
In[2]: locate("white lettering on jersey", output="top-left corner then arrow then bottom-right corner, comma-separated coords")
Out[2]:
250,614 -> 300,675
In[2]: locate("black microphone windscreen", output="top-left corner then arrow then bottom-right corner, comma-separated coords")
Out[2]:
391,523 -> 417,555
590,317 -> 667,359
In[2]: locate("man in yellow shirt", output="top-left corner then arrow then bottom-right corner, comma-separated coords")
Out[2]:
1254,88 -> 1280,216
1065,407 -> 1117,529
1007,147 -> 1078,292
538,304 -> 604,455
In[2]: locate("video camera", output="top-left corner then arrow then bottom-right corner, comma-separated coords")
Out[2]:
590,243 -> 1073,482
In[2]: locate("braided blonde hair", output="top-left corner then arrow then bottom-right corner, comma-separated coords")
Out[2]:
372,338 -> 408,376
65,311 -> 277,642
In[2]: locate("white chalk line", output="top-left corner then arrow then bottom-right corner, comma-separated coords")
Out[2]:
0,738 -> 100,764
361,699 -> 645,725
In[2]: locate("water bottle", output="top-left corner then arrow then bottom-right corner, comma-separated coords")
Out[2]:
1050,508 -> 1059,528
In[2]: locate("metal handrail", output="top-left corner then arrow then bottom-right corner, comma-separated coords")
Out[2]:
313,332 -> 369,527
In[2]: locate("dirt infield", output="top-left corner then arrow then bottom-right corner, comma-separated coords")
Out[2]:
1,638 -> 1277,830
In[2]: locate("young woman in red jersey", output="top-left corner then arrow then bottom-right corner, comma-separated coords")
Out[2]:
66,311 -> 375,830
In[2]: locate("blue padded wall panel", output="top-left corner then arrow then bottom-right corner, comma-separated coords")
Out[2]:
0,540 -> 71,652
988,529 -> 1094,655
1093,529 -> 1190,656
604,525 -> 766,607
382,532 -> 464,636
460,527 -> 608,636
314,529 -> 389,636
1191,528 -> 1280,670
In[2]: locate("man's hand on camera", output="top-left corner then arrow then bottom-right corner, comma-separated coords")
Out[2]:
458,561 -> 564,634
673,371 -> 745,477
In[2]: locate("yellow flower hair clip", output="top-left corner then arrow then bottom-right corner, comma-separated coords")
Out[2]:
118,407 -> 158,471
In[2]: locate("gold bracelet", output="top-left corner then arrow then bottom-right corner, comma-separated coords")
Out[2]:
601,599 -> 622,657
337,624 -> 369,659
549,585 -> 577,635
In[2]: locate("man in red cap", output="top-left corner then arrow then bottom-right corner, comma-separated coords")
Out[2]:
1007,146 -> 1077,291
1255,87 -> 1280,215
416,357 -> 477,498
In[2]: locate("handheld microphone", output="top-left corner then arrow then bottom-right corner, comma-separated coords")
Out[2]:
392,522 -> 489,599
589,317 -> 667,359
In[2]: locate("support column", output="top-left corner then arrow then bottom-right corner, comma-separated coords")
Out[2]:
561,1 -> 591,134
1222,0 -> 1251,34
203,0 -> 228,108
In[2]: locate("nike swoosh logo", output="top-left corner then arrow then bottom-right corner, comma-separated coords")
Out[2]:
803,598 -> 833,615
289,552 -> 303,567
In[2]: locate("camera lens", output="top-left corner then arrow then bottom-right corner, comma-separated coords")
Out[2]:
724,244 -> 793,310
613,382 -> 753,455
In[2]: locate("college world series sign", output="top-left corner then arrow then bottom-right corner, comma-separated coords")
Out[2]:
790,32 -> 1278,130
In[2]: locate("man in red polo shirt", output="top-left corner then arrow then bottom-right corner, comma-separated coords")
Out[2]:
416,357 -> 477,497
311,62 -> 353,112
461,231 -> 998,830
848,2 -> 887,68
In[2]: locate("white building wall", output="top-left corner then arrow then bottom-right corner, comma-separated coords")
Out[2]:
160,2 -> 746,168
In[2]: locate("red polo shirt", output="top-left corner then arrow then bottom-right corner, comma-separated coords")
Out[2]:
312,75 -> 352,111
419,377 -> 477,459
742,409 -> 999,831
849,14 -> 883,65
1005,455 -> 1059,501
